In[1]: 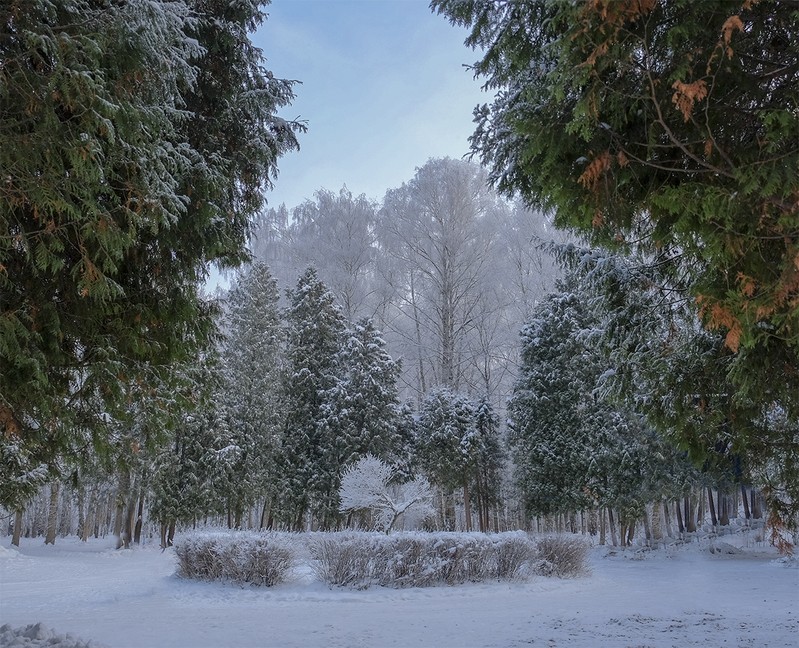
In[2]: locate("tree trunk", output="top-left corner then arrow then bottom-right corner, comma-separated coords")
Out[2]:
83,489 -> 96,542
741,484 -> 751,520
750,489 -> 762,519
462,481 -> 472,532
607,508 -> 618,547
649,503 -> 663,545
474,473 -> 485,532
599,508 -> 606,545
12,509 -> 23,547
45,481 -> 61,545
409,273 -> 427,398
114,471 -> 130,549
589,508 -> 598,537
641,509 -> 652,547
684,495 -> 696,533
114,501 -> 125,549
662,500 -> 673,538
259,498 -> 271,530
168,522 -> 175,547
707,487 -> 718,527
134,489 -> 145,544
718,491 -> 730,527
675,500 -> 685,534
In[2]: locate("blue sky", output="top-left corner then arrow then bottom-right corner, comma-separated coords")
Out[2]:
255,0 -> 487,208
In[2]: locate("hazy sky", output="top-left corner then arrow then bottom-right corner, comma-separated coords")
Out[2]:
255,0 -> 487,209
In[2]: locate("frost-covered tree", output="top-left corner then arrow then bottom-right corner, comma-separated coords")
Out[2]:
150,402 -> 220,546
379,159 -> 504,396
560,244 -> 796,543
0,0 -> 301,487
0,439 -> 48,546
277,268 -> 347,529
472,397 -> 504,532
434,0 -> 799,496
290,188 -> 380,320
339,455 -> 434,532
216,263 -> 285,528
322,318 -> 403,467
416,388 -> 482,530
508,271 -> 695,539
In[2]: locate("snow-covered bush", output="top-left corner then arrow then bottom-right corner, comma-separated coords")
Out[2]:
374,534 -> 495,586
175,531 -> 297,586
339,455 -> 434,532
0,623 -> 106,648
495,532 -> 538,580
534,535 -> 590,578
309,531 -> 540,589
308,533 -> 376,589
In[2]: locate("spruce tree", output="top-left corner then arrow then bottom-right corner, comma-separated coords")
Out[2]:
277,268 -> 347,529
416,388 -> 481,529
216,262 -> 285,528
0,0 -> 301,480
323,318 -> 403,466
433,0 -> 799,484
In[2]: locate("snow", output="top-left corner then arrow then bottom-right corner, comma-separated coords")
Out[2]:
1,532 -> 797,648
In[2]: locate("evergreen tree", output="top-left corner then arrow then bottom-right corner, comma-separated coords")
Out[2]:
559,244 -> 796,540
416,388 -> 481,530
323,318 -> 403,467
0,437 -> 48,542
150,355 -> 222,545
508,273 -> 694,529
433,0 -> 799,479
0,0 -> 301,480
472,397 -> 504,532
150,407 -> 218,545
216,262 -> 285,528
277,268 -> 347,529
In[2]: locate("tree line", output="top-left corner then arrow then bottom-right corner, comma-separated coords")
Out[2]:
2,0 -> 795,550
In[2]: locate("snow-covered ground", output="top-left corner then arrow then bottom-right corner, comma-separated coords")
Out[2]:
1,531 -> 796,648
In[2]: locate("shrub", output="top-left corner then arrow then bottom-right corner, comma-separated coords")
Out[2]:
310,531 -> 540,589
494,532 -> 538,581
534,535 -> 590,578
175,531 -> 297,586
174,530 -> 589,589
308,533 -> 374,589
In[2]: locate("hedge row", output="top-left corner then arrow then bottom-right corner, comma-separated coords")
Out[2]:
174,531 -> 589,589
175,531 -> 297,586
308,531 -> 541,588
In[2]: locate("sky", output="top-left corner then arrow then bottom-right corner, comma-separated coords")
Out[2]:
255,0 -> 488,210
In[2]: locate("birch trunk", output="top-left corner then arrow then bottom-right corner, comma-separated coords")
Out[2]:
599,508 -> 606,545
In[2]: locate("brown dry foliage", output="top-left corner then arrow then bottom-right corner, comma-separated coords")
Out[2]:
0,405 -> 20,438
579,0 -> 656,67
671,79 -> 708,122
578,150 -> 612,192
697,295 -> 743,352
